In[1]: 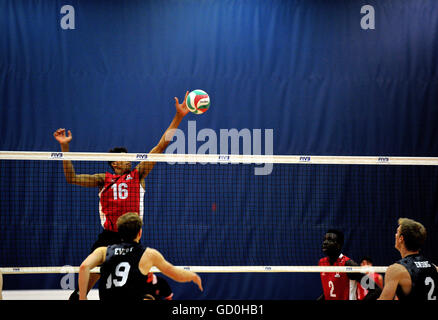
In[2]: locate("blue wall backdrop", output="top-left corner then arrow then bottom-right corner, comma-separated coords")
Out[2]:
1,0 -> 438,299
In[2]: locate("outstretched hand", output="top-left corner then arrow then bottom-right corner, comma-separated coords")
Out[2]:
53,128 -> 72,145
174,91 -> 190,117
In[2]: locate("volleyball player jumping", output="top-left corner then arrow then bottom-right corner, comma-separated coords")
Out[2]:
53,91 -> 190,299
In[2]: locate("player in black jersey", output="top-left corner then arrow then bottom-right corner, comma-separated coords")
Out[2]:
78,212 -> 203,300
379,218 -> 438,300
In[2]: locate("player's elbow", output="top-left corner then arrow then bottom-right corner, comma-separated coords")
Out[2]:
65,177 -> 74,184
79,262 -> 91,274
64,174 -> 77,185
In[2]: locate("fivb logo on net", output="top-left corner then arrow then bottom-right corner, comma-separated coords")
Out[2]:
164,121 -> 274,175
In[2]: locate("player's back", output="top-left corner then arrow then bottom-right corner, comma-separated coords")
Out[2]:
396,254 -> 438,301
99,241 -> 148,301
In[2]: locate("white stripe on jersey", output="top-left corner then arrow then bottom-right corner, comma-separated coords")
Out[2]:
139,184 -> 145,222
98,187 -> 106,228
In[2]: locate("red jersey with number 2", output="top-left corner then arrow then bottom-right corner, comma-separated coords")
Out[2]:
319,254 -> 357,300
99,168 -> 145,231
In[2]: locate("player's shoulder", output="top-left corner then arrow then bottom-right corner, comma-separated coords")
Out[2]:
383,262 -> 411,285
102,171 -> 115,180
339,253 -> 350,260
387,261 -> 409,277
143,247 -> 161,258
105,243 -> 121,255
318,256 -> 329,265
342,255 -> 359,266
92,246 -> 108,262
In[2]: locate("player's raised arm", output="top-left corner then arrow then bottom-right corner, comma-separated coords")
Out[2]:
136,91 -> 190,179
53,128 -> 104,188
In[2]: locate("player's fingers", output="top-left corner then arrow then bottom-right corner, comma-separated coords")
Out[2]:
67,130 -> 72,138
196,276 -> 203,291
54,128 -> 63,136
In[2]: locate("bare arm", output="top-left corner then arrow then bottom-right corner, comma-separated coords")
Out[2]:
53,128 -> 105,187
136,91 -> 190,180
378,264 -> 405,300
139,248 -> 203,291
78,247 -> 107,300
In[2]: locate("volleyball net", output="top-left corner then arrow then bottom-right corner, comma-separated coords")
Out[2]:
1,151 -> 438,275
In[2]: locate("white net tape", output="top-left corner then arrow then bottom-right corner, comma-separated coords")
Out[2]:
0,266 -> 388,274
0,151 -> 437,165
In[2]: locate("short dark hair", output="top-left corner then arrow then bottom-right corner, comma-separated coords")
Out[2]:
108,146 -> 128,170
398,218 -> 427,252
360,256 -> 373,264
117,212 -> 143,241
326,229 -> 344,246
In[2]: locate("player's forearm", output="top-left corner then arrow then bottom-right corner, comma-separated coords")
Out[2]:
159,263 -> 194,283
78,265 -> 90,300
171,269 -> 198,284
58,142 -> 77,183
59,141 -> 70,153
62,160 -> 77,184
154,113 -> 184,153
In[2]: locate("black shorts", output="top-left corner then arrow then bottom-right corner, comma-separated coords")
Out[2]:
90,229 -> 121,252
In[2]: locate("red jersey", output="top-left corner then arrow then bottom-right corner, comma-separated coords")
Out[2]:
319,254 -> 357,300
99,168 -> 145,231
357,272 -> 383,300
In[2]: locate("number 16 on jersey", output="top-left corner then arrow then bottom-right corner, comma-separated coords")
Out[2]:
111,183 -> 128,200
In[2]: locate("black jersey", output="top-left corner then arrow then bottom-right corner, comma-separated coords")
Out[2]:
98,241 -> 149,301
396,254 -> 438,301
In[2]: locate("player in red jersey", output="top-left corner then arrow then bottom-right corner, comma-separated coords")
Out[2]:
356,256 -> 384,300
144,272 -> 174,300
54,91 -> 190,299
317,229 -> 381,300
